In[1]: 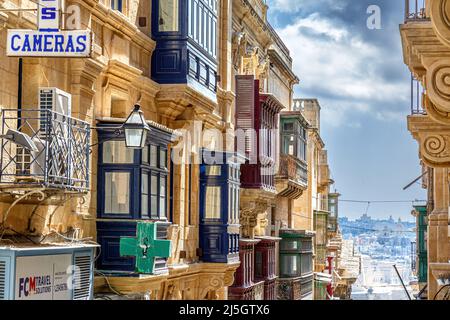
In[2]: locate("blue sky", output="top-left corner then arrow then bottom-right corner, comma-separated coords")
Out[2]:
267,0 -> 425,222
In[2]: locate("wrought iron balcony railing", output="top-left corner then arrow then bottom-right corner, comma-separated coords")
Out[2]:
411,74 -> 426,115
404,0 -> 428,22
278,153 -> 308,187
0,109 -> 90,192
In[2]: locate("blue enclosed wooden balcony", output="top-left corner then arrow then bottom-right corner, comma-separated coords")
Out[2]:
151,0 -> 218,112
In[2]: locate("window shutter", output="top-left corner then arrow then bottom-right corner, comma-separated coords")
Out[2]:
235,75 -> 255,130
235,75 -> 256,154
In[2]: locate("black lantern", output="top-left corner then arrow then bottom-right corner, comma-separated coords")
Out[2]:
123,104 -> 151,149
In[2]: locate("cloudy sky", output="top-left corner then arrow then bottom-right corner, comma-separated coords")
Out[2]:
267,0 -> 425,222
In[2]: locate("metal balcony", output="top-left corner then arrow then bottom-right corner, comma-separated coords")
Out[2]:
404,0 -> 429,22
0,109 -> 90,193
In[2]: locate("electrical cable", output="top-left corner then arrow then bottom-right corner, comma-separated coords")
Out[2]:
94,270 -> 124,296
433,284 -> 450,300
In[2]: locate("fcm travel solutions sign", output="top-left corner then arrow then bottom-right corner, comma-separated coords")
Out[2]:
6,0 -> 91,57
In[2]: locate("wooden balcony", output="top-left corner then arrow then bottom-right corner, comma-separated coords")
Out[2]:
276,154 -> 308,199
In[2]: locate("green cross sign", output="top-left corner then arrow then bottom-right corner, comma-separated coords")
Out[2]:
120,222 -> 171,274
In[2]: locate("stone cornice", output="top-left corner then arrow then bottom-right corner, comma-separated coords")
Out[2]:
72,0 -> 155,53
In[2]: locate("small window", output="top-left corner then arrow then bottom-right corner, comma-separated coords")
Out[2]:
205,186 -> 221,219
104,172 -> 130,214
103,141 -> 134,164
159,0 -> 179,32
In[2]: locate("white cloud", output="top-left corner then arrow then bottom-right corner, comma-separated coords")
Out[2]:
268,0 -> 346,14
273,13 -> 409,128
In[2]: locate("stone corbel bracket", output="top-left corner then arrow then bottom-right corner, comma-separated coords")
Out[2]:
239,189 -> 275,238
430,0 -> 450,48
408,114 -> 450,167
422,57 -> 450,124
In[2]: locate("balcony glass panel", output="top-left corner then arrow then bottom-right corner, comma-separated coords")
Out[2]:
105,172 -> 130,214
103,141 -> 134,164
205,186 -> 221,219
280,254 -> 300,277
159,0 -> 179,32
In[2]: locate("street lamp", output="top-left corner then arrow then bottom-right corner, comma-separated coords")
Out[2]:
90,103 -> 151,150
123,104 -> 151,149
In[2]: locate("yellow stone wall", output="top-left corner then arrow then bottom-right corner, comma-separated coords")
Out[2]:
0,0 -> 240,299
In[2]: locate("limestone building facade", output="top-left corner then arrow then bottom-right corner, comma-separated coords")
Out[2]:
400,0 -> 450,300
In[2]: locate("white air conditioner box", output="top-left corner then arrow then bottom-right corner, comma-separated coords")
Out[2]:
39,87 -> 72,117
0,244 -> 97,300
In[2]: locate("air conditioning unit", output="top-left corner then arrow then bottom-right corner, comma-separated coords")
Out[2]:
39,87 -> 72,117
0,244 -> 97,300
15,88 -> 73,183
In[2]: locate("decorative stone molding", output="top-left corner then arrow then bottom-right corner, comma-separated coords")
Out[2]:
155,84 -> 219,124
424,95 -> 450,124
424,59 -> 450,123
429,262 -> 450,286
240,188 -> 275,239
240,200 -> 269,239
199,275 -> 224,299
408,114 -> 450,167
430,0 -> 450,48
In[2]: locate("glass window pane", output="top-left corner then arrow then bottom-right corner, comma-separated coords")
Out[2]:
159,176 -> 167,217
205,186 -> 221,219
235,187 -> 239,223
141,174 -> 149,216
228,185 -> 232,222
159,0 -> 179,32
111,0 -> 122,11
150,145 -> 158,167
142,174 -> 149,194
283,122 -> 294,132
104,172 -> 130,214
142,145 -> 149,164
151,195 -> 158,218
206,165 -> 221,176
160,149 -> 167,169
103,141 -> 134,164
281,255 -> 299,277
151,175 -> 158,218
280,240 -> 299,251
151,175 -> 158,194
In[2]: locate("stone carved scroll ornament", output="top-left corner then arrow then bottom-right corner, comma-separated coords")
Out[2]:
424,59 -> 450,124
420,134 -> 450,167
